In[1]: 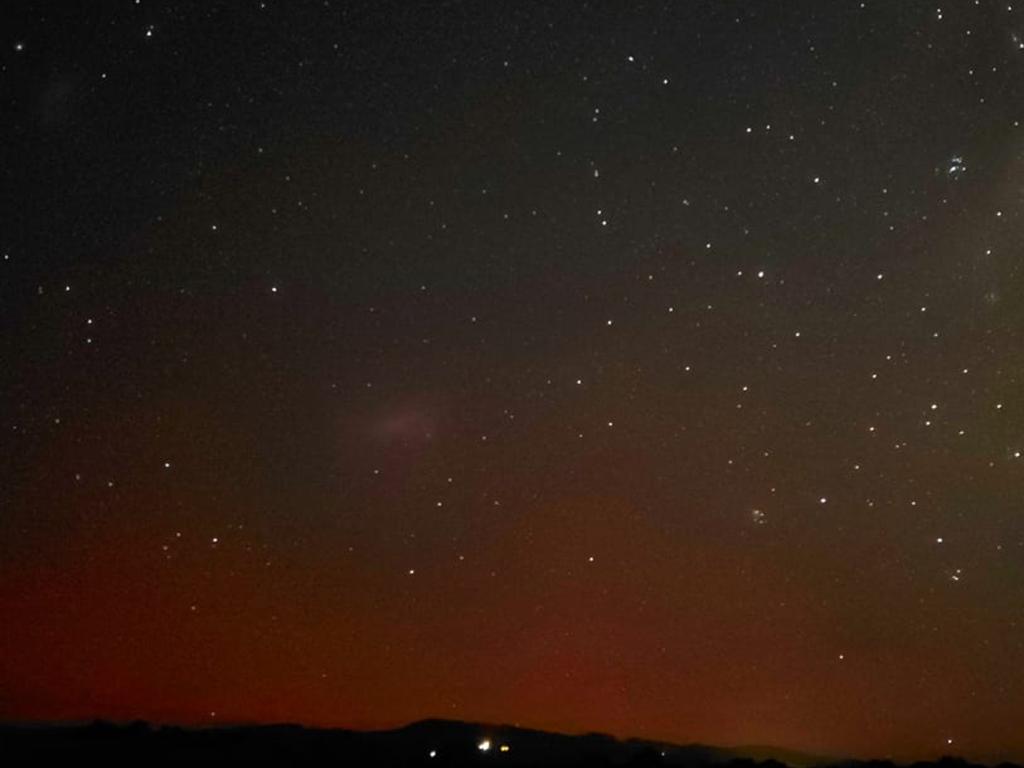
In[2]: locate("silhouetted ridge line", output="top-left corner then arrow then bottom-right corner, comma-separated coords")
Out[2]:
0,720 -> 1019,768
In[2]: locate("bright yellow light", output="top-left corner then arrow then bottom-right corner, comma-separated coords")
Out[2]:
499,744 -> 510,752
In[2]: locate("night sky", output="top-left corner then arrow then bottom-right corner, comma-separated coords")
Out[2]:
4,0 -> 1024,762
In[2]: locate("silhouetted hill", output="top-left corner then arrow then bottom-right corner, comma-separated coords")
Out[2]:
0,719 -> 1018,768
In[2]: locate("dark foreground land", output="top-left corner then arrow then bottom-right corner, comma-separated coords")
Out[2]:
1,719 -> 1019,768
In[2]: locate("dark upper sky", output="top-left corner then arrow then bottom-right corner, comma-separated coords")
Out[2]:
3,0 -> 1024,761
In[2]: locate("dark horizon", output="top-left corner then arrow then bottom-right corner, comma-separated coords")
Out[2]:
2,718 -> 1020,767
0,716 -> 1014,765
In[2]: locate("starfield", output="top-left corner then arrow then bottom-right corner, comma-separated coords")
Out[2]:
2,1 -> 1023,762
